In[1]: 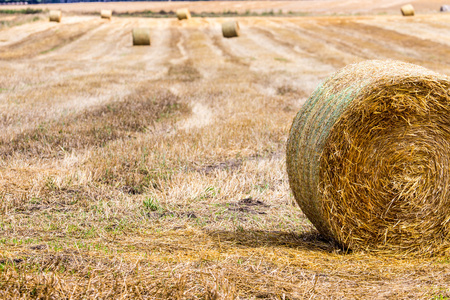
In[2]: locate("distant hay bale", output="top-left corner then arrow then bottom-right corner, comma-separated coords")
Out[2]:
176,8 -> 191,20
132,28 -> 151,46
440,5 -> 450,12
286,60 -> 450,256
49,10 -> 62,22
401,4 -> 414,16
100,9 -> 112,20
222,20 -> 240,38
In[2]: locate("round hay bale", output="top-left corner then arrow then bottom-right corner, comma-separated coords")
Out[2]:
440,5 -> 450,12
132,28 -> 151,46
49,10 -> 62,23
401,4 -> 414,16
286,60 -> 450,256
176,8 -> 191,20
100,9 -> 112,20
222,20 -> 240,38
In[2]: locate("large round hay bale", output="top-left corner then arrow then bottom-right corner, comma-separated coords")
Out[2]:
440,5 -> 450,12
286,60 -> 450,256
176,8 -> 191,20
49,10 -> 62,23
132,28 -> 151,46
222,20 -> 240,38
401,4 -> 414,16
100,9 -> 112,20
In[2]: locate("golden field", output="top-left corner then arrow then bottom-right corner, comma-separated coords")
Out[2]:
1,2 -> 450,299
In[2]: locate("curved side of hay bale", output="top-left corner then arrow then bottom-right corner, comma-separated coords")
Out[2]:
401,4 -> 415,16
286,60 -> 450,255
101,10 -> 112,20
441,5 -> 450,12
222,20 -> 240,38
176,8 -> 191,20
132,28 -> 151,46
49,10 -> 62,22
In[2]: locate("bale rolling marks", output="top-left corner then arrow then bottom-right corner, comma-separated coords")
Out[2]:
401,4 -> 415,16
100,10 -> 112,20
49,10 -> 62,22
286,60 -> 450,256
132,28 -> 151,46
222,20 -> 240,38
176,8 -> 191,20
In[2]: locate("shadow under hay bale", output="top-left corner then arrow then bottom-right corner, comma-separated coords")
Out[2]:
222,20 -> 240,38
132,28 -> 151,46
176,8 -> 191,20
286,60 -> 450,256
49,10 -> 61,22
100,9 -> 112,20
401,4 -> 414,16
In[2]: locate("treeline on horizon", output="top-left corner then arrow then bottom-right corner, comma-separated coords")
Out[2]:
0,0 -> 184,4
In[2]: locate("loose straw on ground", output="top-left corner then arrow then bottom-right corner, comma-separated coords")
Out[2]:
176,9 -> 191,20
401,4 -> 414,16
132,28 -> 151,46
222,20 -> 240,38
100,10 -> 112,20
286,60 -> 450,256
49,10 -> 62,22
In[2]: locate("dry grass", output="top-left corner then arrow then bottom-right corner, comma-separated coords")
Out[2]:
0,11 -> 450,299
9,0 -> 448,16
0,19 -> 99,59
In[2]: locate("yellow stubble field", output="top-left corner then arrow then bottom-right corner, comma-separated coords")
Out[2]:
1,1 -> 450,298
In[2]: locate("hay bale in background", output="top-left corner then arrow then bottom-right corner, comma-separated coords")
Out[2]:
49,10 -> 62,22
440,5 -> 450,12
401,4 -> 415,16
222,20 -> 240,38
176,8 -> 191,20
100,9 -> 112,20
132,28 -> 151,46
286,60 -> 450,256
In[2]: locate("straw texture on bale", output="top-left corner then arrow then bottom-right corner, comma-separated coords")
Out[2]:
176,9 -> 191,20
132,28 -> 151,46
441,5 -> 450,12
286,60 -> 450,256
100,10 -> 112,20
401,4 -> 415,16
222,20 -> 240,38
49,10 -> 62,22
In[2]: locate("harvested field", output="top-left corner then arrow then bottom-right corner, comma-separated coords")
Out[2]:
1,2 -> 450,299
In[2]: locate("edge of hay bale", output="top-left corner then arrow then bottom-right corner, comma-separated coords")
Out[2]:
286,60 -> 450,256
176,8 -> 191,20
101,10 -> 112,20
401,4 -> 414,16
132,28 -> 151,46
49,10 -> 62,23
222,20 -> 240,38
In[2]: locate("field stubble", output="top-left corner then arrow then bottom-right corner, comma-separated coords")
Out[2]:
0,11 -> 450,299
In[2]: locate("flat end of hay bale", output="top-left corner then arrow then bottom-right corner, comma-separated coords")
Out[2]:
132,28 -> 151,46
176,8 -> 191,20
100,10 -> 112,20
401,4 -> 414,16
222,20 -> 240,38
49,10 -> 62,22
287,60 -> 450,256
